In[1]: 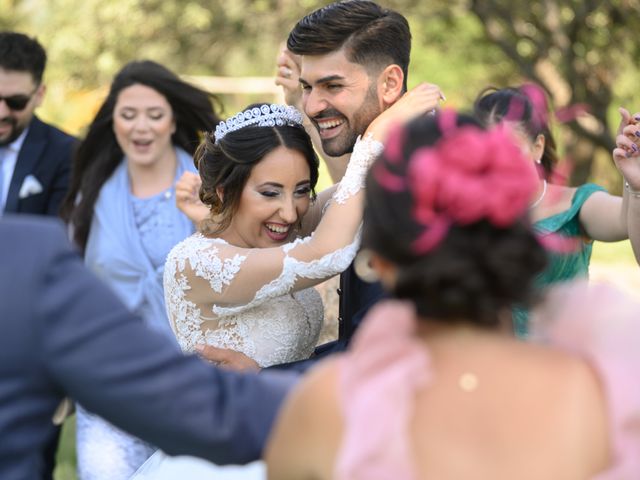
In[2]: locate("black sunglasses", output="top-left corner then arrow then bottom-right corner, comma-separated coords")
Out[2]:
0,87 -> 38,111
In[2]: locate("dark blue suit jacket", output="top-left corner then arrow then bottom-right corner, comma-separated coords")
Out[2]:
0,216 -> 296,480
4,116 -> 75,216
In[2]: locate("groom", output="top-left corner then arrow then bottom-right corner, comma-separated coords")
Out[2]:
0,215 -> 296,479
201,0 -> 443,370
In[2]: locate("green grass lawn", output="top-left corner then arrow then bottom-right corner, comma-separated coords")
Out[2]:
592,239 -> 636,265
54,416 -> 76,480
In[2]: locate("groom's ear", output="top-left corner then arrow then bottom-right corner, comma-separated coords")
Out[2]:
378,64 -> 404,108
371,252 -> 398,290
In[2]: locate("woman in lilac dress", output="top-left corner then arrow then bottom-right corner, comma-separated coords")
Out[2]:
60,60 -> 220,480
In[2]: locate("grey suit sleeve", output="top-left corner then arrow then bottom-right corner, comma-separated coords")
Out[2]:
36,224 -> 297,464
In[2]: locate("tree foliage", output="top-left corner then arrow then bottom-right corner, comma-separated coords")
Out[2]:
2,0 -> 639,186
468,0 -> 640,185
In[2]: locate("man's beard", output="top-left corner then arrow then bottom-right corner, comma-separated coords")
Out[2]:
317,85 -> 382,157
0,116 -> 22,146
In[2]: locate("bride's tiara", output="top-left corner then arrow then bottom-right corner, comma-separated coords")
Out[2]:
214,104 -> 304,143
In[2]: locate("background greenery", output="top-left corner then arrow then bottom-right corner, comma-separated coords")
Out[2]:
2,1 -> 638,479
3,0 -> 640,189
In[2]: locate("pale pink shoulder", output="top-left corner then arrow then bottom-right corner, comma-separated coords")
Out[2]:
531,281 -> 640,478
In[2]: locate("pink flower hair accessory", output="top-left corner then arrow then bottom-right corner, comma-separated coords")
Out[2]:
406,116 -> 538,253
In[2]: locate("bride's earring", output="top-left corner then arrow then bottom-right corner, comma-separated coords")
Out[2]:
354,249 -> 379,283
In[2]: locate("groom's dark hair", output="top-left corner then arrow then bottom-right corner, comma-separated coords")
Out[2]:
287,0 -> 411,91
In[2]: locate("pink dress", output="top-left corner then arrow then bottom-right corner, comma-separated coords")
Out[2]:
335,283 -> 640,479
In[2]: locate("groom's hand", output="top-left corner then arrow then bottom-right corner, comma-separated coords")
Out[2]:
195,344 -> 261,372
175,172 -> 209,224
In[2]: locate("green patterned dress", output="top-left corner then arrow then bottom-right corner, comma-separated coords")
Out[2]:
514,183 -> 606,338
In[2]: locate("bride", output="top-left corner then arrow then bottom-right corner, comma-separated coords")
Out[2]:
165,103 -> 333,367
133,93 -> 438,478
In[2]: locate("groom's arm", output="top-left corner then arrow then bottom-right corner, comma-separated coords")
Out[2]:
36,221 -> 297,464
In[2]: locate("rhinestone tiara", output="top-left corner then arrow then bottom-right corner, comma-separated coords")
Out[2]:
214,104 -> 304,143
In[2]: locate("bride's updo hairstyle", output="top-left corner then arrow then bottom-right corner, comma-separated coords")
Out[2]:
363,111 -> 547,326
195,103 -> 319,235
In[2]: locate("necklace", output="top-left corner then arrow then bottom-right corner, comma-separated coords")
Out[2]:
530,180 -> 547,209
459,372 -> 479,392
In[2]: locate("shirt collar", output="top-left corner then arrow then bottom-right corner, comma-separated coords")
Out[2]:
4,127 -> 30,154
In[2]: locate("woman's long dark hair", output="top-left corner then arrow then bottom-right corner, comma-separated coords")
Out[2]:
59,60 -> 221,251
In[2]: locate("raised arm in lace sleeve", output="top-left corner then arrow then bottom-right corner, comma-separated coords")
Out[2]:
164,135 -> 382,321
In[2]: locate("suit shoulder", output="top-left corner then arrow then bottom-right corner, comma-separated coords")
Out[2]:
0,215 -> 71,254
32,117 -> 77,146
46,123 -> 77,148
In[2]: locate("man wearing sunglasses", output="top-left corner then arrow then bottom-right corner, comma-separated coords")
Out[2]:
0,32 -> 75,217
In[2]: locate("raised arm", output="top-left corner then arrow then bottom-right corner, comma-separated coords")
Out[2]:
167,132 -> 381,312
166,85 -> 443,314
612,108 -> 640,263
275,46 -> 353,183
175,171 -> 209,225
578,192 -> 626,242
579,108 -> 640,242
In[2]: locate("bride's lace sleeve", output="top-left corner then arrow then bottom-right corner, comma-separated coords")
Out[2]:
165,135 -> 383,316
298,184 -> 337,238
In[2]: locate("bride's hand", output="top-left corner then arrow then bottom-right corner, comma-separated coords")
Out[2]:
175,171 -> 209,224
274,46 -> 303,110
364,82 -> 445,143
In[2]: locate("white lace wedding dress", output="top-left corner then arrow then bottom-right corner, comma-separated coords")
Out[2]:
164,233 -> 327,366
132,135 -> 383,479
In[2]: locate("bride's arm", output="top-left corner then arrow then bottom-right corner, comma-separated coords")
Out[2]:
298,184 -> 338,237
175,171 -> 209,225
171,133 -> 380,310
169,84 -> 444,310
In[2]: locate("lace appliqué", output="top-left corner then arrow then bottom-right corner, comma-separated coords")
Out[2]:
204,289 -> 324,367
76,405 -> 155,480
212,232 -> 360,317
178,233 -> 245,294
164,233 -> 327,366
333,134 -> 384,205
164,233 -> 246,352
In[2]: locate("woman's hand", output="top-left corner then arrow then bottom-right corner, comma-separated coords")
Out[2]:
175,171 -> 209,224
364,82 -> 445,143
613,108 -> 640,191
274,46 -> 303,110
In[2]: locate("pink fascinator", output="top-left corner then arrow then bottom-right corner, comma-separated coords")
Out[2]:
377,110 -> 539,254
